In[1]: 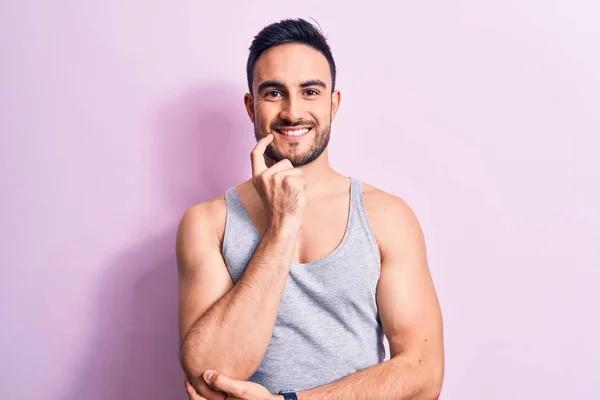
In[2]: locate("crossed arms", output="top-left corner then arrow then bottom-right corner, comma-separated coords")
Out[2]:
176,188 -> 444,399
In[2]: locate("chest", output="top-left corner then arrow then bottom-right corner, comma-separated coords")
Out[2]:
247,195 -> 351,265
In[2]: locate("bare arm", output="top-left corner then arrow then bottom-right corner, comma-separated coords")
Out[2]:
178,201 -> 298,389
179,134 -> 307,397
298,189 -> 444,400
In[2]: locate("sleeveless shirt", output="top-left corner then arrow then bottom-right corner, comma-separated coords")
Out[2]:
222,177 -> 385,393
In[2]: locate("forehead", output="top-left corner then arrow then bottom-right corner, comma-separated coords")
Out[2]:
253,43 -> 331,90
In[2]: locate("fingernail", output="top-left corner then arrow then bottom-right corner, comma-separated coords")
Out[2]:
204,371 -> 215,382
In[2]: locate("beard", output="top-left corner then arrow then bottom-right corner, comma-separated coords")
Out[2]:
254,118 -> 331,167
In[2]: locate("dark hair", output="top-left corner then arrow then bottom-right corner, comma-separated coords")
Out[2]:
246,18 -> 337,94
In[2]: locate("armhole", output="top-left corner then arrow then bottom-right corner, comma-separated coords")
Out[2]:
357,182 -> 382,271
221,190 -> 234,281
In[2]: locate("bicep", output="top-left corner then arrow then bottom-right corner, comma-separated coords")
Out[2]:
176,203 -> 234,346
374,200 -> 443,360
377,251 -> 442,359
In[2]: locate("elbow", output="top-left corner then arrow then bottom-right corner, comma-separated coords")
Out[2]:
179,338 -> 203,379
179,337 -> 258,382
425,382 -> 443,400
410,378 -> 442,400
424,366 -> 444,400
179,334 -> 215,380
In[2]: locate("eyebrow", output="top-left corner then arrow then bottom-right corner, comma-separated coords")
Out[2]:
256,79 -> 327,93
256,80 -> 285,93
300,80 -> 327,89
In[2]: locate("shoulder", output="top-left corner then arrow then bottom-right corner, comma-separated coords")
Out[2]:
361,182 -> 425,257
176,193 -> 228,266
361,182 -> 420,228
178,194 -> 227,237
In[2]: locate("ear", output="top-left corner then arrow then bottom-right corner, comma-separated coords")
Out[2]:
330,89 -> 342,121
244,93 -> 255,123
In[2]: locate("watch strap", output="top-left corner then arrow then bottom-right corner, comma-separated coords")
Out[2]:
278,390 -> 298,400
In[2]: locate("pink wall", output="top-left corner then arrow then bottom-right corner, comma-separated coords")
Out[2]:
1,1 -> 598,399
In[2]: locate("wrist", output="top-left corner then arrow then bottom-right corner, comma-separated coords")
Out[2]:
266,218 -> 301,239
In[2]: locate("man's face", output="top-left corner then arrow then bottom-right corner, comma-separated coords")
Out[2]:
245,43 -> 341,167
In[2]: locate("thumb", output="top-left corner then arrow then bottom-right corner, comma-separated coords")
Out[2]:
204,370 -> 240,395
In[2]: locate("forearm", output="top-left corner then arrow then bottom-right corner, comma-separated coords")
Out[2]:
298,355 -> 442,400
181,224 -> 297,382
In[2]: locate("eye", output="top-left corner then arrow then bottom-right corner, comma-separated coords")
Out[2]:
305,89 -> 319,96
265,90 -> 282,98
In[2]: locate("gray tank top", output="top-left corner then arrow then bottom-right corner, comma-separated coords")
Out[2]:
222,177 -> 385,393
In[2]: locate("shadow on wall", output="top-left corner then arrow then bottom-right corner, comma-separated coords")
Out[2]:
65,83 -> 253,400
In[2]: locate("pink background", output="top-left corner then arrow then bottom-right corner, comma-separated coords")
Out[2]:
1,1 -> 599,399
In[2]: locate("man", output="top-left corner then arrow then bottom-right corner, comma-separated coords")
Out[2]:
176,18 -> 444,400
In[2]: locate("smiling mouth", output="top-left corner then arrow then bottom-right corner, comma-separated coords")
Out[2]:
275,127 -> 312,137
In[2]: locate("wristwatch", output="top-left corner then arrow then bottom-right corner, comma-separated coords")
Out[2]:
278,390 -> 298,400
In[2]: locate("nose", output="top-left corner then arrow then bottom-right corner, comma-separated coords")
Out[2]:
279,96 -> 302,122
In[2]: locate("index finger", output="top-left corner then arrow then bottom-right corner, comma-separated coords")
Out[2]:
251,134 -> 274,177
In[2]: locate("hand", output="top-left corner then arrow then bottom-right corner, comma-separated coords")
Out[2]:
200,370 -> 280,400
184,377 -> 227,400
251,134 -> 307,232
185,378 -> 207,400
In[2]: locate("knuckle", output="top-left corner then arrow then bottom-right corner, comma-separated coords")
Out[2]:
283,174 -> 297,184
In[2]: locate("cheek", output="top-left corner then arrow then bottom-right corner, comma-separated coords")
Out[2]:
255,102 -> 278,125
310,102 -> 332,121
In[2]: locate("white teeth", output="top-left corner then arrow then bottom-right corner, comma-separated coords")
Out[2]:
280,128 -> 309,136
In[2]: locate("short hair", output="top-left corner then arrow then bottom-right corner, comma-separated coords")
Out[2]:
246,18 -> 337,94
